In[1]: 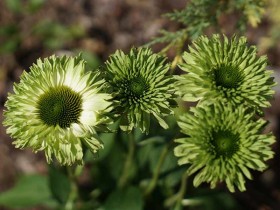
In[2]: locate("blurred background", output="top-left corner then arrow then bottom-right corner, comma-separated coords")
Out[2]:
1,0 -> 280,209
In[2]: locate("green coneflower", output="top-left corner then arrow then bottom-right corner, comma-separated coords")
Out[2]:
174,103 -> 275,192
3,55 -> 112,165
103,48 -> 177,133
177,34 -> 275,111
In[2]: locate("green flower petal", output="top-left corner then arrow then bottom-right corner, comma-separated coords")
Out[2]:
174,103 -> 275,192
103,47 -> 177,133
177,34 -> 276,111
3,55 -> 112,165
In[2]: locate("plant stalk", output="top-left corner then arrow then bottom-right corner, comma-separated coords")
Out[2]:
65,166 -> 78,210
144,144 -> 169,196
118,131 -> 135,189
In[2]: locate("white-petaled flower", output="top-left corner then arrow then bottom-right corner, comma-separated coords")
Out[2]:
3,55 -> 112,165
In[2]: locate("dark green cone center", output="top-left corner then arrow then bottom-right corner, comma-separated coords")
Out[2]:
214,64 -> 243,88
210,130 -> 239,158
37,86 -> 82,128
123,76 -> 149,99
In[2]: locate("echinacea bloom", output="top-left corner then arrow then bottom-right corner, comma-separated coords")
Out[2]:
177,34 -> 276,111
103,48 -> 177,133
3,55 -> 112,165
174,103 -> 275,192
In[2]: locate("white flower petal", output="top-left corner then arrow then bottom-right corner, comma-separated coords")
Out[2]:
72,123 -> 86,137
82,93 -> 111,111
79,110 -> 97,126
4,55 -> 112,165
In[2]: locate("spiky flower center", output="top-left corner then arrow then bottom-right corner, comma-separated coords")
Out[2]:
210,130 -> 239,158
213,64 -> 243,88
121,76 -> 149,100
37,86 -> 82,128
130,77 -> 146,95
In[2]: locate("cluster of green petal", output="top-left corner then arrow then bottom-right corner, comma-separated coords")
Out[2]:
177,34 -> 276,111
3,55 -> 112,165
103,47 -> 177,133
174,103 -> 275,192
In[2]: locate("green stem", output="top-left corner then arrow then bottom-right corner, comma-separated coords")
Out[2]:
65,166 -> 78,210
144,145 -> 169,196
170,54 -> 182,74
174,170 -> 188,210
164,170 -> 188,210
118,131 -> 135,189
169,36 -> 185,75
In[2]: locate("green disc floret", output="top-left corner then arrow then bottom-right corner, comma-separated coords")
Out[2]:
103,48 -> 177,133
37,86 -> 82,128
120,76 -> 149,103
213,64 -> 243,89
3,55 -> 112,165
210,129 -> 239,158
128,76 -> 149,97
177,34 -> 276,109
174,103 -> 275,192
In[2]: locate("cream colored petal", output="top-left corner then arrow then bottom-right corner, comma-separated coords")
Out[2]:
82,93 -> 111,111
80,110 -> 97,126
72,123 -> 87,137
69,75 -> 88,92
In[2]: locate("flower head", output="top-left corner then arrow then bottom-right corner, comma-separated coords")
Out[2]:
103,48 -> 177,133
177,34 -> 276,111
174,103 -> 275,192
3,55 -> 112,165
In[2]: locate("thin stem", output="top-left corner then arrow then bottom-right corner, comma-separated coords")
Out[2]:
174,170 -> 188,210
144,145 -> 169,196
169,36 -> 185,75
118,131 -> 135,189
170,54 -> 182,74
164,170 -> 189,210
65,166 -> 78,210
159,42 -> 174,55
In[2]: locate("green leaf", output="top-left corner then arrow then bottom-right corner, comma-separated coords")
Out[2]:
145,29 -> 187,51
182,191 -> 239,210
98,133 -> 116,160
164,168 -> 185,188
77,50 -> 101,71
137,142 -> 154,169
106,141 -> 126,180
4,0 -> 22,13
104,186 -> 143,210
33,20 -> 83,49
149,145 -> 177,175
0,25 -> 20,54
0,174 -> 55,208
48,165 -> 71,204
27,0 -> 45,13
137,136 -> 165,146
0,39 -> 20,54
137,136 -> 165,169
